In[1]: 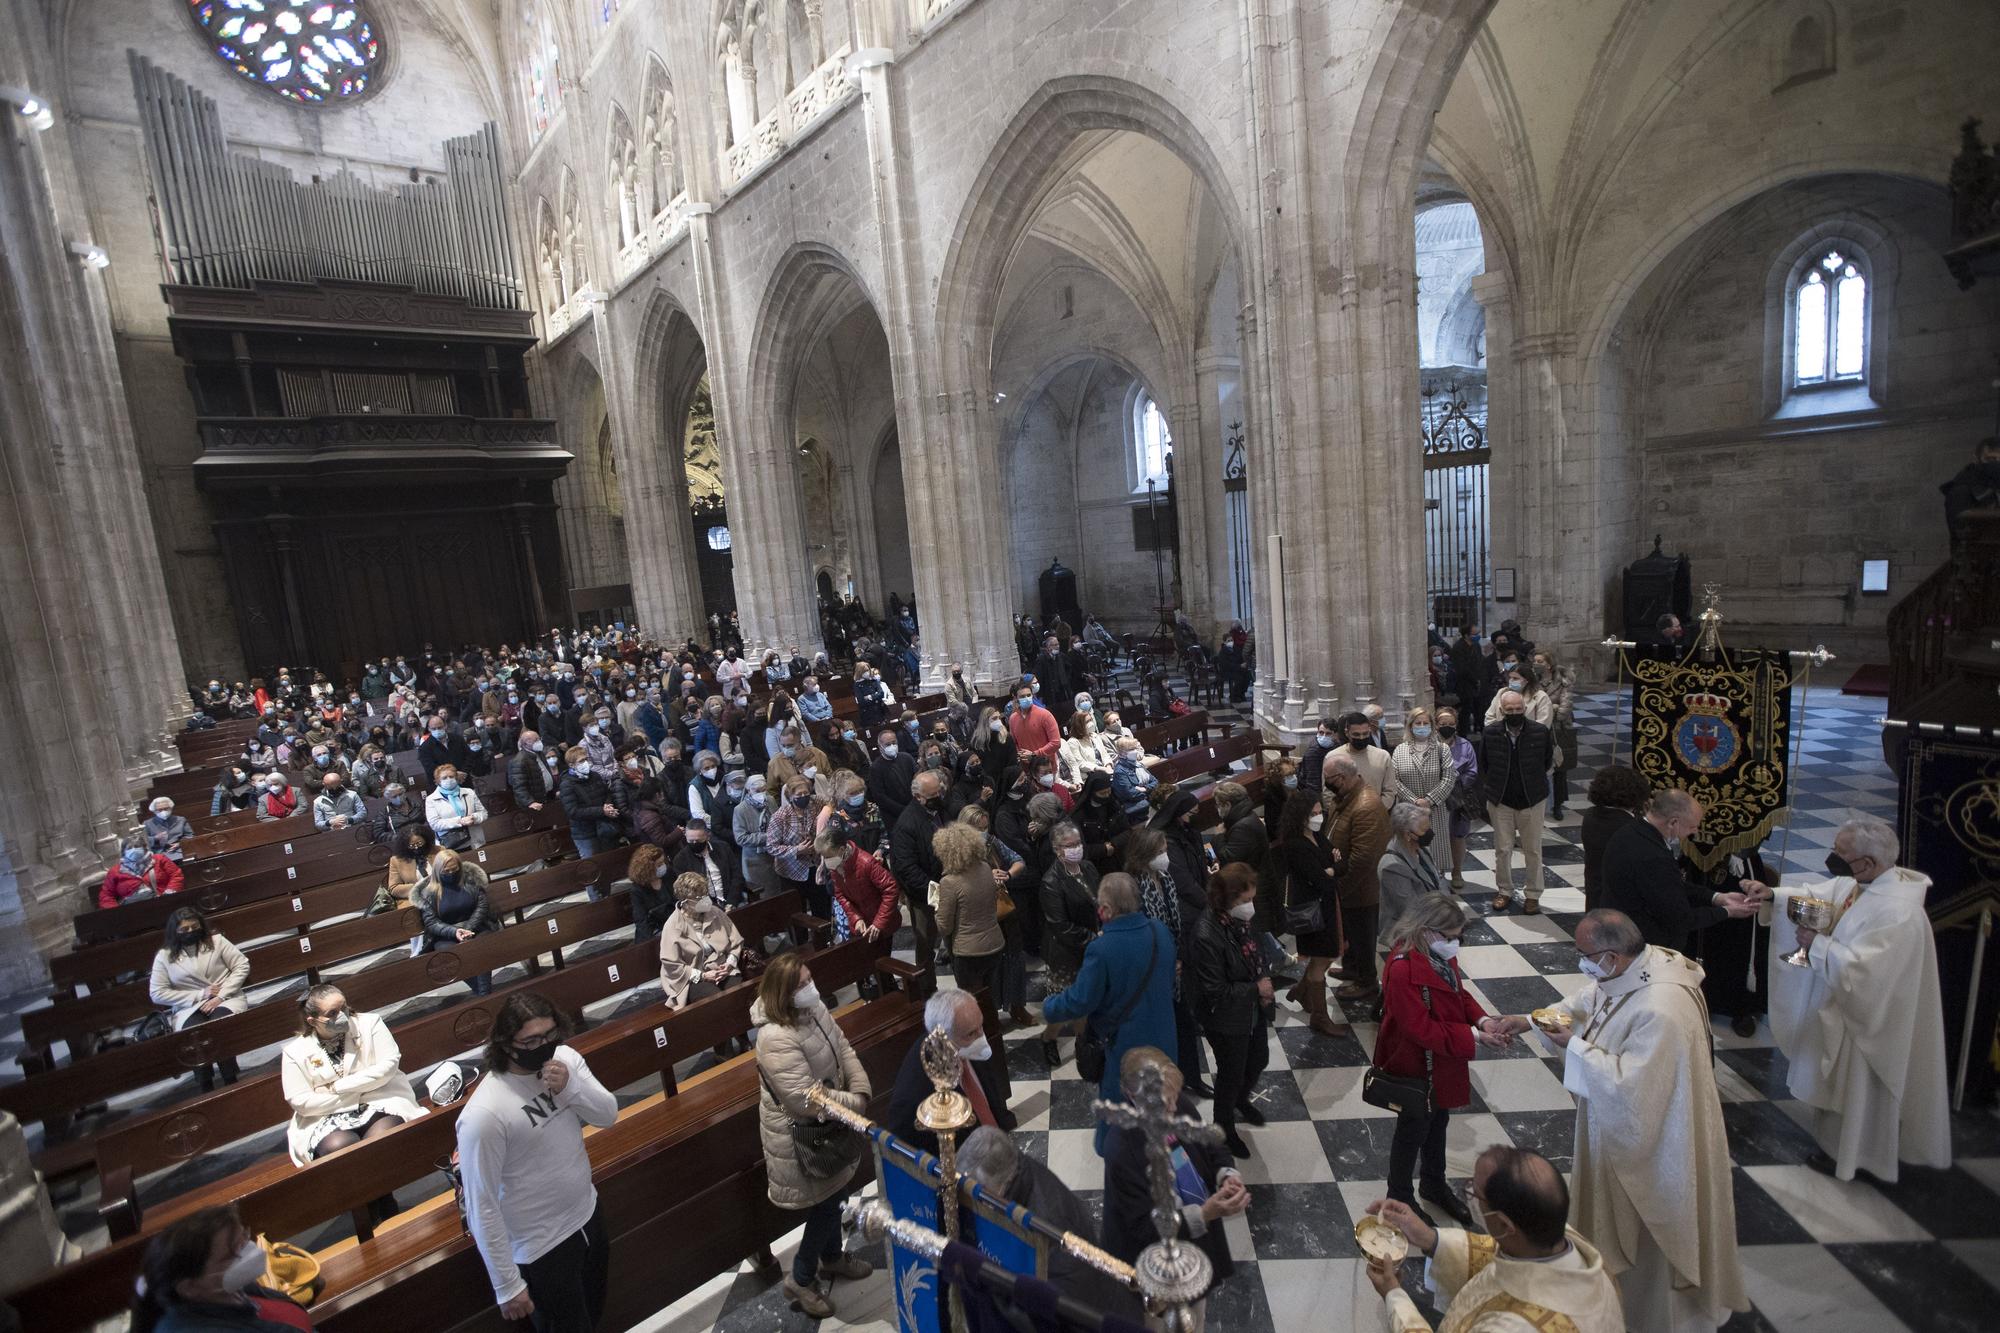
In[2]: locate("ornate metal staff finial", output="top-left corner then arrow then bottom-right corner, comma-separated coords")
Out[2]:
916,1024 -> 973,1330
1094,1062 -> 1222,1331
1696,583 -> 1727,663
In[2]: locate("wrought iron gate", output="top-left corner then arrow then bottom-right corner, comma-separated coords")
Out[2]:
1222,421 -> 1252,622
1421,379 -> 1491,633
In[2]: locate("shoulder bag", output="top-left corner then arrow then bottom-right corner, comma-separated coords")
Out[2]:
1361,969 -> 1435,1117
1075,926 -> 1159,1085
1283,843 -> 1328,935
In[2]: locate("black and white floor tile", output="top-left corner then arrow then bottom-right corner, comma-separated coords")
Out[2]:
10,685 -> 1998,1332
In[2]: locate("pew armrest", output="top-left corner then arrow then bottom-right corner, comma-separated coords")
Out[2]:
1257,739 -> 1295,756
873,956 -> 930,999
99,1164 -> 141,1241
789,913 -> 835,948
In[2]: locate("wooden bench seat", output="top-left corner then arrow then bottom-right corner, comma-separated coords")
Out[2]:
1134,709 -> 1230,755
1147,730 -> 1268,787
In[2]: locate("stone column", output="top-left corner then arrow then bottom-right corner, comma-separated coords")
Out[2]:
836,459 -> 885,610
1193,347 -> 1241,634
851,48 -> 1014,690
1473,273 -> 1520,635
1165,394 -> 1214,633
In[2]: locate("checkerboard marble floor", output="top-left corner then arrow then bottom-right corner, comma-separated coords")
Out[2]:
635,685 -> 2000,1333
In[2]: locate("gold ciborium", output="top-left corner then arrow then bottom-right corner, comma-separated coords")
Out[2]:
1782,896 -> 1836,968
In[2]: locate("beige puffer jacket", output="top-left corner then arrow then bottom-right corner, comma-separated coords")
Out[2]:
752,996 -> 871,1209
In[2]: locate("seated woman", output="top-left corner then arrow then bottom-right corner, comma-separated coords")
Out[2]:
149,905 -> 249,1089
414,849 -> 495,995
280,983 -> 424,1168
209,765 -> 258,816
659,871 -> 744,1008
380,823 -> 436,915
143,798 -> 195,862
100,839 -> 185,909
622,843 -> 674,940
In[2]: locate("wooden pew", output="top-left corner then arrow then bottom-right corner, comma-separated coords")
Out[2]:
72,826 -> 566,947
1135,709 -> 1231,755
0,942 -> 916,1333
1,882 -> 623,1132
1147,730 -> 1269,787
88,893 -> 816,1227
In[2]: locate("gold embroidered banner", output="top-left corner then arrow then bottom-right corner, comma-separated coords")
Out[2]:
1627,645 -> 1794,872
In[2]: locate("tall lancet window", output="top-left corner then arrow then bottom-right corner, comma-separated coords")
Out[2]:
186,1 -> 384,104
521,2 -> 565,142
1793,248 -> 1868,387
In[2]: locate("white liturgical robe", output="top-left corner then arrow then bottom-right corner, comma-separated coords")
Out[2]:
1381,1226 -> 1625,1333
1763,868 -> 1952,1182
1552,946 -> 1745,1333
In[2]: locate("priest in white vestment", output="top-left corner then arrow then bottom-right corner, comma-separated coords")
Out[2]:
1538,909 -> 1746,1333
1366,1145 -> 1625,1333
1752,814 -> 1952,1182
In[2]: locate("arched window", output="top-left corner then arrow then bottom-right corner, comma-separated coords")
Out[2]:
1793,247 -> 1868,387
185,1 -> 384,105
1131,391 -> 1173,493
596,0 -> 622,25
606,106 -> 639,249
521,2 -> 564,142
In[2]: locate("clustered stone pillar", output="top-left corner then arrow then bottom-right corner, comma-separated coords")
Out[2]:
0,44 -> 192,987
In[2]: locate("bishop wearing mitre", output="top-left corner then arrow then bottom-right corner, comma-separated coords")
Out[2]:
1529,908 -> 1746,1333
1751,813 -> 1951,1181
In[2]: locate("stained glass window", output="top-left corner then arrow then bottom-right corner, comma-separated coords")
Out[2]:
185,1 -> 383,106
1793,248 -> 1867,387
522,3 -> 564,141
1133,393 -> 1172,492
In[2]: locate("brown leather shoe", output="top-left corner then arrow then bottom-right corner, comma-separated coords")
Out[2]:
819,1253 -> 874,1282
784,1278 -> 835,1318
1335,981 -> 1379,1002
1522,901 -> 1542,915
1490,893 -> 1512,913
1308,1015 -> 1352,1038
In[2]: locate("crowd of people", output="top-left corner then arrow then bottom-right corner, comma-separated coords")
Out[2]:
113,608 -> 1954,1333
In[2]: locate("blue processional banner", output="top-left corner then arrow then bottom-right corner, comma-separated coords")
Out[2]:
873,1134 -> 1051,1333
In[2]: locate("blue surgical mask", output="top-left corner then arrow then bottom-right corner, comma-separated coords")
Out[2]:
438,778 -> 459,793
1411,725 -> 1432,739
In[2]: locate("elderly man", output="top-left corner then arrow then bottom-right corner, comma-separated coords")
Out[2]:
891,768 -> 951,964
507,729 -> 558,812
1600,789 -> 1756,952
1752,814 -> 1951,1181
1324,750 -> 1392,1002
1365,1146 -> 1625,1333
959,1124 -> 1146,1322
1478,691 -> 1554,913
885,989 -> 1016,1154
1527,909 -> 1745,1333
312,772 -> 366,831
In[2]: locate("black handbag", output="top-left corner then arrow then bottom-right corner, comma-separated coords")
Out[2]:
1075,928 -> 1159,1085
1283,858 -> 1328,935
1361,982 -> 1435,1117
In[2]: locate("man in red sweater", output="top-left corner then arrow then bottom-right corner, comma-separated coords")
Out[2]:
1007,680 -> 1062,763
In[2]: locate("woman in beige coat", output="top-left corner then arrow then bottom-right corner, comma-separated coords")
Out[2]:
934,821 -> 1008,1007
659,871 -> 743,1007
752,951 -> 873,1318
148,904 -> 250,1088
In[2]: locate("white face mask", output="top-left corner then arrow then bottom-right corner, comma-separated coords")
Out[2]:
1578,955 -> 1612,981
793,982 -> 821,1011
1228,900 -> 1257,922
1430,936 -> 1461,961
958,1033 -> 993,1064
880,744 -> 898,759
220,1237 -> 267,1292
1060,844 -> 1084,864
1307,813 -> 1324,832
1148,852 -> 1170,875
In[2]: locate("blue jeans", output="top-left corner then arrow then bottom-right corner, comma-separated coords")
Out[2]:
792,1179 -> 856,1285
573,833 -> 600,859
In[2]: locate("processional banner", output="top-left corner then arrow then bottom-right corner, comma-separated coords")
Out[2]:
1628,644 -> 1795,872
874,1134 -> 1049,1333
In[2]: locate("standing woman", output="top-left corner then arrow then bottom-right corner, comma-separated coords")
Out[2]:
933,823 -> 1008,1005
1389,708 -> 1457,812
1579,764 -> 1651,911
1373,895 -> 1511,1225
1188,863 -> 1275,1159
1038,821 -> 1101,1065
1483,662 -> 1554,728
752,953 -> 874,1318
1435,707 -> 1480,892
1273,789 -> 1347,1037
1123,828 -> 1210,1096
768,776 -> 825,916
733,774 -> 779,900
1376,803 -> 1448,959
972,706 -> 1014,777
150,905 -> 249,1089
1534,650 -> 1579,818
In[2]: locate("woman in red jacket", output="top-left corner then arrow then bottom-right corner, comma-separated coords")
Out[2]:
99,841 -> 186,909
817,825 -> 899,945
1371,894 -> 1513,1226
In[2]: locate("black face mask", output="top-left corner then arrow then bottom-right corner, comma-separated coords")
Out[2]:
1825,851 -> 1856,879
439,871 -> 462,890
1504,716 -> 1526,731
1348,738 -> 1371,751
1416,829 -> 1436,848
511,1037 -> 561,1073
176,929 -> 204,946
1437,726 -> 1456,740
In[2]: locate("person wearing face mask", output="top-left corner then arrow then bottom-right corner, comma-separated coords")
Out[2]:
1006,678 -> 1063,762
1389,707 -> 1457,813
886,988 -> 1016,1156
658,870 -> 743,1007
1520,909 -> 1748,1332
347,743 -> 390,799
280,984 -> 422,1168
1363,1146 -> 1625,1333
867,728 -> 919,826
851,658 -> 890,735
1483,660 -> 1555,730
458,992 -> 619,1330
671,814 -> 744,906
506,729 -> 558,812
1376,803 -> 1448,968
1121,827 -> 1210,1094
1477,692 -> 1555,914
144,797 -> 195,862
685,747 -> 727,824
582,707 -> 621,772
128,1204 -> 311,1332
819,822 -> 900,949
416,715 -> 469,783
970,705 -> 1013,777
424,763 -> 488,851
1749,814 -> 1951,1184
820,771 -> 887,859
751,953 -> 875,1318
732,774 -> 781,899
1322,751 -> 1392,1004
1188,863 -> 1276,1158
766,776 -> 823,911
149,905 -> 250,1091
1109,736 -> 1158,821
254,772 -> 298,823
1039,820 -> 1103,1058
1374,895 -> 1512,1226
1598,789 -> 1755,951
558,746 -> 624,859
211,766 -> 260,816
102,838 -> 187,909
1273,787 -> 1347,1036
1056,710 -> 1108,790
1296,718 -> 1341,796
933,822 -> 1011,1002
311,772 -> 364,832
1431,707 -> 1480,892
1072,771 -> 1130,874
415,849 -> 496,995
890,769 -> 952,963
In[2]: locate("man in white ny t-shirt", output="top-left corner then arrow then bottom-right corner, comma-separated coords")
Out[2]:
458,993 -> 619,1331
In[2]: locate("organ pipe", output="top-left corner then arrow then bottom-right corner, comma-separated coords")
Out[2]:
126,54 -> 524,309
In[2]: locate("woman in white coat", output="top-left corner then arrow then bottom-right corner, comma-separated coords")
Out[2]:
280,983 -> 425,1167
424,763 -> 489,850
149,905 -> 250,1087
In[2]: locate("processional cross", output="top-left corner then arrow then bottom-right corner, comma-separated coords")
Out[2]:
1094,1063 -> 1223,1333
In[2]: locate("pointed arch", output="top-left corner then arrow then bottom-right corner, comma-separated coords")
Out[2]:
638,54 -> 684,217
605,103 -> 640,250
557,167 -> 588,297
534,195 -> 563,316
